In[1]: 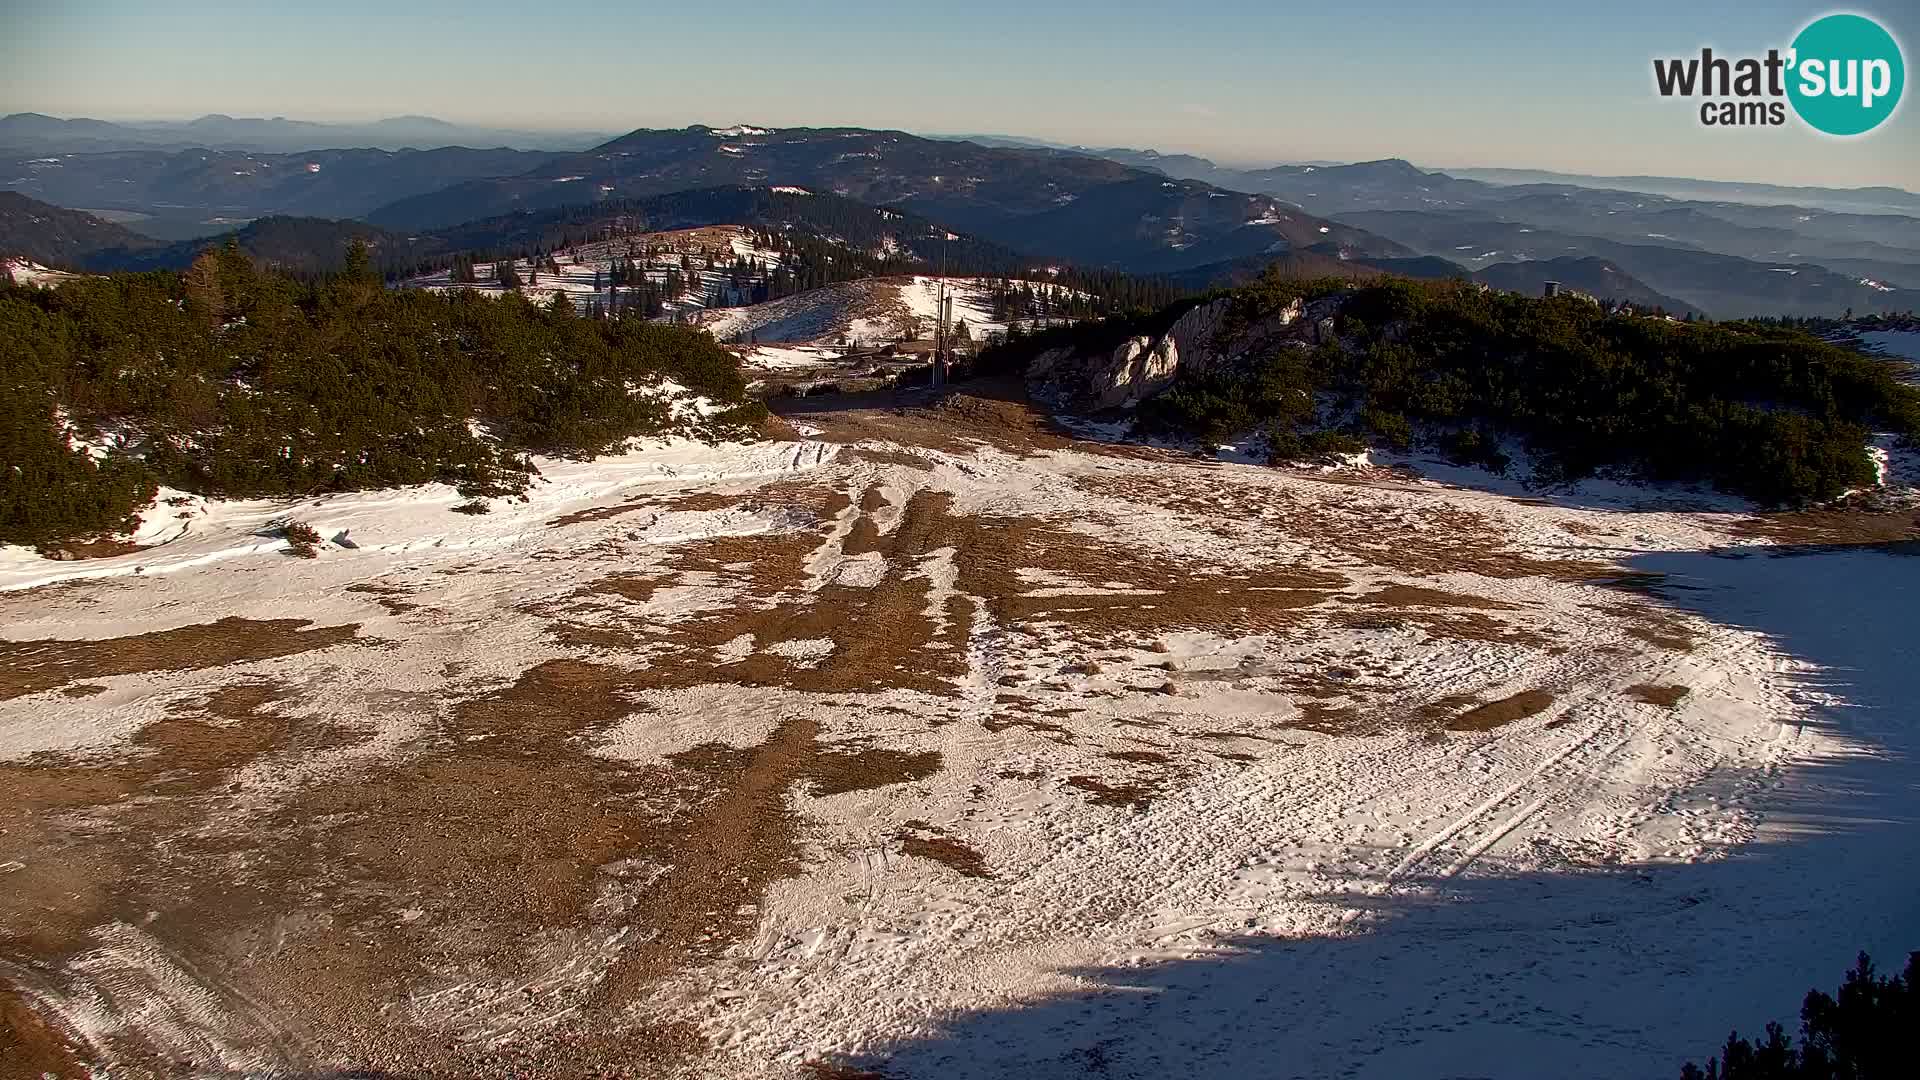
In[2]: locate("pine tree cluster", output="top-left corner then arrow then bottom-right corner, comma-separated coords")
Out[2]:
1,242 -> 764,547
1680,952 -> 1917,1079
981,270 -> 1920,506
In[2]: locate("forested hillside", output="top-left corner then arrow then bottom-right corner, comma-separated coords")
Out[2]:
986,272 -> 1920,505
0,192 -> 159,265
89,215 -> 437,277
0,243 -> 763,547
53,187 -> 1186,317
413,187 -> 1189,314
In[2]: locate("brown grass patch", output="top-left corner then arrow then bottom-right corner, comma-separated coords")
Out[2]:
1733,510 -> 1920,547
1443,689 -> 1557,731
1417,693 -> 1484,725
579,572 -> 670,604
982,712 -> 1076,743
1073,471 -> 1616,583
0,617 -> 362,701
842,447 -> 934,471
343,582 -> 417,614
1064,775 -> 1160,808
1330,607 -> 1549,647
1342,585 -> 1520,611
546,491 -> 742,529
0,650 -> 872,1073
806,748 -> 943,797
35,537 -> 143,560
897,823 -> 991,879
1625,622 -> 1697,653
545,498 -> 654,528
1627,683 -> 1690,707
0,982 -> 87,1079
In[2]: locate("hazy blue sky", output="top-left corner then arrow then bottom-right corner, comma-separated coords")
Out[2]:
2,0 -> 1914,188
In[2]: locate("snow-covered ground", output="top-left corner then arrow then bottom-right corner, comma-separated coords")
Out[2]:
3,256 -> 87,287
731,343 -> 845,371
1858,327 -> 1920,367
697,275 -> 1073,347
395,224 -> 788,319
0,438 -> 837,597
2,395 -> 1915,1079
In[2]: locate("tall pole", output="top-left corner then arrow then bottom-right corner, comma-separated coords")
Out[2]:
932,234 -> 949,388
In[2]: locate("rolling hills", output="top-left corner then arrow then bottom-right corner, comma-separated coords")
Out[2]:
362,125 -> 1410,274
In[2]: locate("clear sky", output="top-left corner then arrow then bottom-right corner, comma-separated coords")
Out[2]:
2,0 -> 1914,189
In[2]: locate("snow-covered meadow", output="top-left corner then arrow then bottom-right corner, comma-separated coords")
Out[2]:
2,364 -> 1917,1077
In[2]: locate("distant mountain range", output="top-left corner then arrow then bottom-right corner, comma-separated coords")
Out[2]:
1061,150 -> 1919,317
1440,167 -> 1920,216
2,187 -> 1701,321
360,126 -> 1410,275
1,145 -> 558,223
942,136 -> 1920,217
1337,208 -> 1915,320
0,186 -> 1150,284
0,112 -> 611,154
5,116 -> 1917,319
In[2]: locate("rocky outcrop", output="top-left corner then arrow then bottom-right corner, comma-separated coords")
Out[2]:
1028,294 -> 1337,413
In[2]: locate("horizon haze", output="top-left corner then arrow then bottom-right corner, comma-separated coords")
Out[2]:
2,0 -> 1915,188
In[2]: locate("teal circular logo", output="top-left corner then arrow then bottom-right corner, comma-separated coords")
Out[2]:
1788,13 -> 1905,136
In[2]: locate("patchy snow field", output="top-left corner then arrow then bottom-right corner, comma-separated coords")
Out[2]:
395,224 -> 787,319
2,387 -> 1915,1079
697,275 -> 1062,348
4,256 -> 88,288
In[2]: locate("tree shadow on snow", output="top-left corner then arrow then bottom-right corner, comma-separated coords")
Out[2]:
828,543 -> 1920,1080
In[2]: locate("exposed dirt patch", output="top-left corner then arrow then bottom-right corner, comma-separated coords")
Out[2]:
807,748 -> 944,797
0,617 -> 362,701
345,582 -> 417,614
1331,606 -> 1550,647
579,572 -> 671,605
777,382 -> 1078,459
1733,510 -> 1920,547
1443,689 -> 1558,732
897,823 -> 991,880
0,647 -> 938,1075
1417,693 -> 1484,726
1625,621 -> 1698,653
1065,774 -> 1161,809
841,447 -> 935,471
545,497 -> 656,528
1627,683 -> 1690,707
983,711 -> 1076,743
0,982 -> 88,1080
34,537 -> 144,561
546,491 -> 743,529
840,486 -> 893,556
1342,585 -> 1520,611
1074,470 -> 1616,583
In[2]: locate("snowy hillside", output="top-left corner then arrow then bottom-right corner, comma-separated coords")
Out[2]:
396,224 -> 789,319
3,255 -> 87,287
698,275 -> 1074,347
